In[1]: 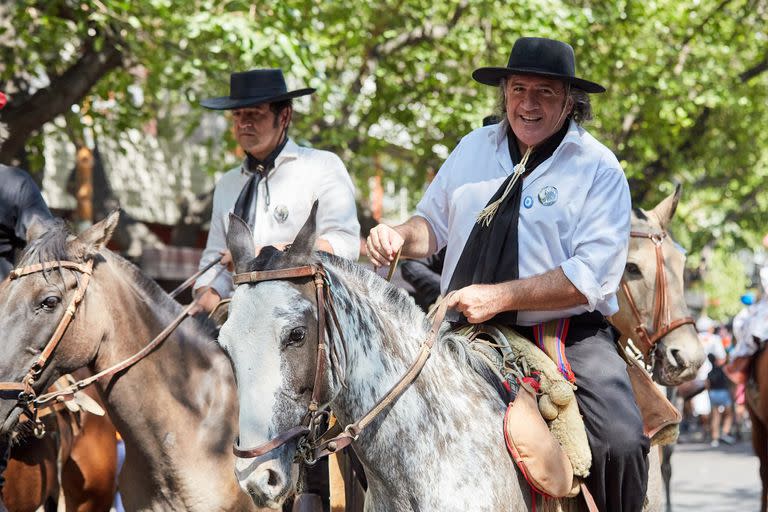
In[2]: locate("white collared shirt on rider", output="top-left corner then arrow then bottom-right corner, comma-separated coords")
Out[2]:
416,119 -> 631,326
194,138 -> 360,299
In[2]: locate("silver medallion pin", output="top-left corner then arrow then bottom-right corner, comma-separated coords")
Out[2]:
523,196 -> 534,209
538,186 -> 558,206
273,204 -> 289,223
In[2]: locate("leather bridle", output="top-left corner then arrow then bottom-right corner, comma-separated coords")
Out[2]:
0,260 -> 94,413
230,263 -> 447,464
618,231 -> 695,359
0,256 -> 206,425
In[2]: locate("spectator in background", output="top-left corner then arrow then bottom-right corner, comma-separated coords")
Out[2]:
706,351 -> 735,447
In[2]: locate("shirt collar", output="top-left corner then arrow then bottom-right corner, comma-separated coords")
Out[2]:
240,137 -> 300,175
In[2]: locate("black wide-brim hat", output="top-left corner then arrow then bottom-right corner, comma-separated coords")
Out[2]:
200,69 -> 315,110
472,37 -> 605,93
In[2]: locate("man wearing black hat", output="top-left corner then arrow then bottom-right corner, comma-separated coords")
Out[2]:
367,37 -> 645,510
193,69 -> 360,313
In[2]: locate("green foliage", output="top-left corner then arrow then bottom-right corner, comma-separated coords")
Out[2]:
2,0 -> 768,272
695,250 -> 750,322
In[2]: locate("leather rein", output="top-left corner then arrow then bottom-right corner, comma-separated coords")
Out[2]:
231,262 -> 447,464
618,230 -> 695,359
0,256 -> 217,422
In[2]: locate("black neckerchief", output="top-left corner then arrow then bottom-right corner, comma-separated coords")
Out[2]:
234,135 -> 289,227
446,121 -> 570,325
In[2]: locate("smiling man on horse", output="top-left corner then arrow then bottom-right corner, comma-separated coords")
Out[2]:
367,37 -> 648,511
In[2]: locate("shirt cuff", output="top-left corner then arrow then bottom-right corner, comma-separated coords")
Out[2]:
560,258 -> 603,312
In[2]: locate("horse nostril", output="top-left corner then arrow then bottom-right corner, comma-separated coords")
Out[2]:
267,469 -> 280,487
665,346 -> 682,368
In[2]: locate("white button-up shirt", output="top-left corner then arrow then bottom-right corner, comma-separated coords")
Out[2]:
195,138 -> 360,298
416,120 -> 631,325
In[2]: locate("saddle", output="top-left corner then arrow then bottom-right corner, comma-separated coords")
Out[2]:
459,324 -> 590,498
462,322 -> 680,505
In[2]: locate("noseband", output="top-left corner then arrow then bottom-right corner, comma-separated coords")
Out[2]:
619,231 -> 694,359
231,263 -> 447,464
0,260 -> 94,415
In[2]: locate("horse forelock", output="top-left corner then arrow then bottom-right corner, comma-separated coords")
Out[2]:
17,218 -> 72,267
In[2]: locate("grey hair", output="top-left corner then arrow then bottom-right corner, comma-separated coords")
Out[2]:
496,77 -> 593,125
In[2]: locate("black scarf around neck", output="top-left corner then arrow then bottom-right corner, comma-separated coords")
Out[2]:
233,136 -> 288,228
446,121 -> 569,324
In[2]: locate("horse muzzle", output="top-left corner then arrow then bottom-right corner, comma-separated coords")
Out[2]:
652,338 -> 705,386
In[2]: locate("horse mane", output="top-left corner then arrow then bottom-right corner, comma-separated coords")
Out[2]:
245,247 -> 509,401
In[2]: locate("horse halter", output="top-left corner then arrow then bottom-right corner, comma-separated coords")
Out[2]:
230,264 -> 336,460
230,262 -> 447,464
619,230 -> 694,359
0,255 -> 209,422
0,260 -> 94,412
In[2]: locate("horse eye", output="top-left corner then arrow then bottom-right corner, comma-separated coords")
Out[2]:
625,263 -> 642,277
289,327 -> 307,343
41,296 -> 61,310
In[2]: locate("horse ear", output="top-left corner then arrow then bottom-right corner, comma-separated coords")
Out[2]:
226,213 -> 255,272
651,184 -> 681,231
75,209 -> 120,252
286,200 -> 319,260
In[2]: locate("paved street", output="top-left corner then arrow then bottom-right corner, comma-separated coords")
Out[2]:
668,435 -> 760,512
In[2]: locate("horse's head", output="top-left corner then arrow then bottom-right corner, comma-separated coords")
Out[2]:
611,186 -> 704,385
219,202 -> 340,508
0,211 -> 120,434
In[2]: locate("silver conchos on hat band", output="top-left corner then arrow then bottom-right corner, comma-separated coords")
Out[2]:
273,204 -> 289,223
538,186 -> 558,206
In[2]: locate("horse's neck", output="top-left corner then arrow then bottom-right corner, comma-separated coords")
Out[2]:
326,266 -> 513,502
88,264 -> 243,508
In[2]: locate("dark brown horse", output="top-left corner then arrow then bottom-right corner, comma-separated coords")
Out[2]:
747,348 -> 768,511
0,213 -> 258,511
3,377 -> 117,512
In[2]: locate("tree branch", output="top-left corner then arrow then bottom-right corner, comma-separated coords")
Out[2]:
0,36 -> 123,164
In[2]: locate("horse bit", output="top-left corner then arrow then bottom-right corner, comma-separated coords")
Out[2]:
231,262 -> 446,465
618,230 -> 695,360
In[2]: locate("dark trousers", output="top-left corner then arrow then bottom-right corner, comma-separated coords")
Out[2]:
518,313 -> 650,511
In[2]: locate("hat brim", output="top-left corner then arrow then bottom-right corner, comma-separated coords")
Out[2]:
200,87 -> 316,110
472,67 -> 605,93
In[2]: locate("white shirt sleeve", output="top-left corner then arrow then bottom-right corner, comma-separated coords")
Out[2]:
415,139 -> 465,250
194,177 -> 234,298
314,153 -> 360,260
560,165 -> 631,311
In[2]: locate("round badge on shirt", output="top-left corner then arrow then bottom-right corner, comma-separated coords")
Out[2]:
273,204 -> 289,223
538,186 -> 558,206
523,196 -> 534,209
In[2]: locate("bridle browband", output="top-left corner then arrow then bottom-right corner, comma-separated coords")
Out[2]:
618,230 -> 695,358
230,262 -> 447,463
